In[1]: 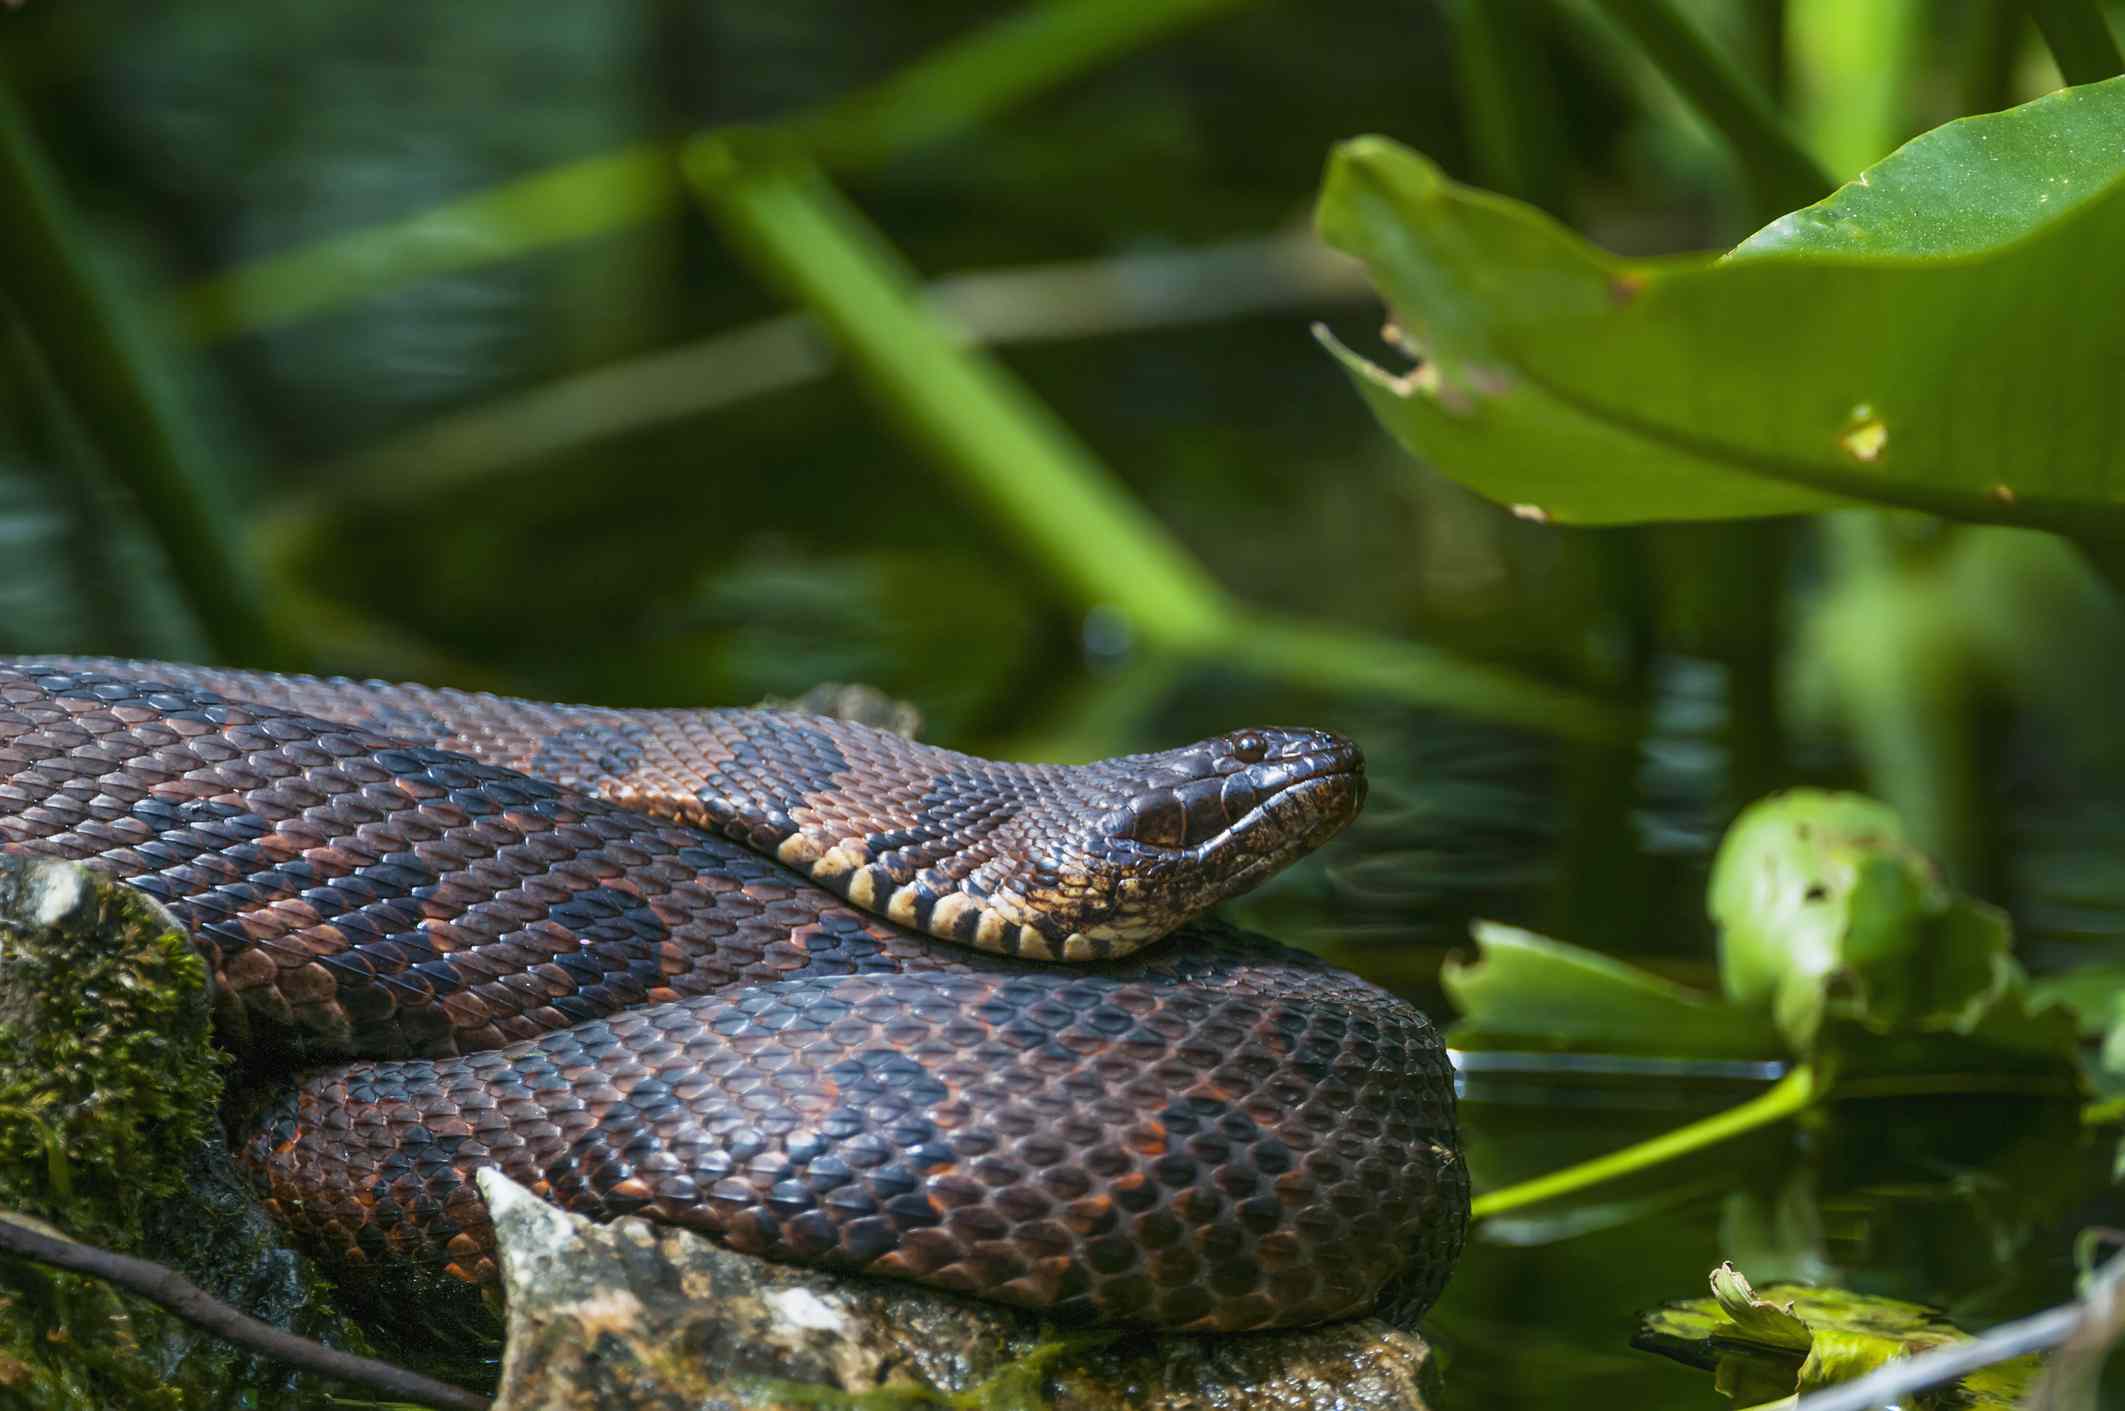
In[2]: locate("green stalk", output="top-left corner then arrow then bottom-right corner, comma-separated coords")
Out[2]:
1956,2 -> 2024,153
2027,0 -> 2125,84
172,144 -> 681,345
0,82 -> 290,665
790,0 -> 1255,168
1470,1065 -> 1817,1220
683,136 -> 1632,735
1441,0 -> 1567,209
0,317 -> 138,652
1585,0 -> 1831,218
684,133 -> 1234,652
171,0 -> 1258,344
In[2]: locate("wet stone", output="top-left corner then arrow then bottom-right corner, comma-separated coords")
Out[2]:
481,1168 -> 1440,1411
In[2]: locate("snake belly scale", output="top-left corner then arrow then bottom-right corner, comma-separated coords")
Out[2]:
0,659 -> 1466,1332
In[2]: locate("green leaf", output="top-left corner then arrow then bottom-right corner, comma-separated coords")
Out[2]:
0,81 -> 290,664
1442,921 -> 1784,1058
1310,152 -> 1839,524
171,0 -> 1263,343
1708,791 -> 1920,1021
1315,76 -> 2125,528
1708,790 -> 2081,1072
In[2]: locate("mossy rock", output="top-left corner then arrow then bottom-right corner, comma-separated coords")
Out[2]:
0,857 -> 392,1410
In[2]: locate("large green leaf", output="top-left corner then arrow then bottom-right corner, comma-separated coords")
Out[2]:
1315,76 -> 2125,528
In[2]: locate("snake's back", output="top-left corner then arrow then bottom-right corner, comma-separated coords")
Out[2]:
0,659 -> 1466,1331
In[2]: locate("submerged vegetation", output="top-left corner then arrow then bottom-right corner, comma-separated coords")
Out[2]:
6,2 -> 2125,1407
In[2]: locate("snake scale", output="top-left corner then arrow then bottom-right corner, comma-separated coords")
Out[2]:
0,658 -> 1465,1332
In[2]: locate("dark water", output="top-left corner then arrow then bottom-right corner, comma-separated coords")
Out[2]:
1154,665 -> 2123,1410
1430,1083 -> 2104,1409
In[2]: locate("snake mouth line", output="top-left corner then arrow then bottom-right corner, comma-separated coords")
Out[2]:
1187,769 -> 1366,870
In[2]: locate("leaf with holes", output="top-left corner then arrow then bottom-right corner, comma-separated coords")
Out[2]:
1707,790 -> 2079,1076
1315,76 -> 2125,528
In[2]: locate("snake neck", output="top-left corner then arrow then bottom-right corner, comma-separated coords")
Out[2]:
668,711 -> 1366,962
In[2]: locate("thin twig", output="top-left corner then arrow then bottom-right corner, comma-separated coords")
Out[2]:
0,1212 -> 489,1411
1791,1247 -> 2125,1411
1787,1303 -> 2082,1411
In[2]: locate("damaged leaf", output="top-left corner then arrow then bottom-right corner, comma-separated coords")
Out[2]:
1316,76 -> 2125,528
1443,793 -> 2077,1083
1707,790 -> 2079,1072
1708,1264 -> 1811,1353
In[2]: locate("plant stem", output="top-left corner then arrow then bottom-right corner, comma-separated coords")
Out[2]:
2027,0 -> 2125,84
302,233 -> 1367,509
790,0 -> 1255,168
1785,0 -> 1924,179
172,144 -> 682,344
683,134 -> 1235,652
1469,1065 -> 1817,1220
683,136 -> 1633,735
1585,0 -> 1831,217
1442,0 -> 1567,210
1226,613 -> 1635,743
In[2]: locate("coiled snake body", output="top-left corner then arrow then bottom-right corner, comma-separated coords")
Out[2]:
0,659 -> 1465,1332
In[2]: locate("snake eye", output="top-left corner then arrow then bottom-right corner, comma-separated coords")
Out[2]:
1232,733 -> 1267,764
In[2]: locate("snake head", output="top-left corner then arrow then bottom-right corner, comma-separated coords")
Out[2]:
715,713 -> 1365,964
948,726 -> 1367,960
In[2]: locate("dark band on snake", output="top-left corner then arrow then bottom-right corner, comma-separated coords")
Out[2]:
0,658 -> 1466,1332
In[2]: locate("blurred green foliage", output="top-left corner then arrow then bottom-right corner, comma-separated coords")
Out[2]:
2,0 -> 2116,967
7,3 -> 2125,1408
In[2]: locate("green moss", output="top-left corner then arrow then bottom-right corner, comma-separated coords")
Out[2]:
0,858 -> 416,1411
0,859 -> 219,1242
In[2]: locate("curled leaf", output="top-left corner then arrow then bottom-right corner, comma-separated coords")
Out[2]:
1710,1263 -> 1812,1353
